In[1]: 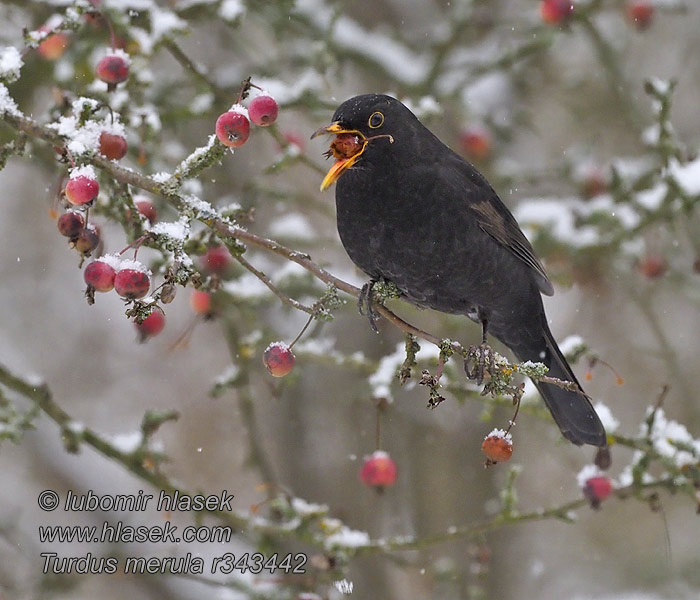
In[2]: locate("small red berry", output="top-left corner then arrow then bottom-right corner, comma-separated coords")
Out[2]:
99,131 -> 128,160
215,110 -> 250,147
135,311 -> 165,341
74,224 -> 101,255
583,475 -> 613,508
114,263 -> 151,299
481,430 -> 513,464
580,168 -> 607,198
540,0 -> 574,25
263,342 -> 295,377
96,53 -> 130,86
625,1 -> 654,30
134,196 -> 157,223
638,255 -> 667,279
360,451 -> 397,488
190,290 -> 213,316
248,94 -> 279,127
37,27 -> 69,60
459,125 -> 493,162
202,245 -> 232,274
57,211 -> 85,238
65,175 -> 99,206
84,258 -> 117,292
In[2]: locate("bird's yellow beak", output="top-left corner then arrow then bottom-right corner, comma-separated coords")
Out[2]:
311,122 -> 368,191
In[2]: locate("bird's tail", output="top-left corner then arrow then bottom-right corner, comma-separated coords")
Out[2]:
510,323 -> 607,447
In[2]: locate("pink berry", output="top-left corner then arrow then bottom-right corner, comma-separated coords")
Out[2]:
215,111 -> 250,147
626,1 -> 654,30
84,260 -> 116,292
638,255 -> 667,279
37,27 -> 69,60
540,0 -> 574,25
134,196 -> 157,223
99,131 -> 128,160
583,476 -> 612,508
202,245 -> 232,274
481,432 -> 513,464
459,125 -> 492,162
96,54 -> 129,86
360,451 -> 397,488
114,266 -> 151,299
65,175 -> 99,206
263,342 -> 295,377
75,224 -> 101,255
136,311 -> 165,341
57,211 -> 85,238
190,290 -> 213,316
248,95 -> 279,127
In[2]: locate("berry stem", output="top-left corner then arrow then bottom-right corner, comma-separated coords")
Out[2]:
288,312 -> 314,350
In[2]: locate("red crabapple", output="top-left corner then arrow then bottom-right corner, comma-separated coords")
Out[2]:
481,430 -> 514,465
202,245 -> 232,274
540,0 -> 574,25
360,451 -> 397,488
248,94 -> 279,127
114,262 -> 151,299
65,174 -> 99,206
99,131 -> 128,160
134,196 -> 157,223
625,1 -> 654,30
57,211 -> 85,238
190,290 -> 213,316
215,109 -> 250,147
96,53 -> 130,87
135,311 -> 165,341
263,342 -> 295,377
37,27 -> 69,60
84,258 -> 117,292
583,475 -> 612,508
459,125 -> 493,162
74,224 -> 101,255
638,255 -> 667,279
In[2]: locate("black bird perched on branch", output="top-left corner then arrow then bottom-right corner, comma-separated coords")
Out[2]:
313,94 -> 607,448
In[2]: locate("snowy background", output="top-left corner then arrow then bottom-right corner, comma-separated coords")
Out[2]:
1,1 -> 700,599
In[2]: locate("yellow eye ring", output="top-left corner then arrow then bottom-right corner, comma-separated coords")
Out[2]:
368,111 -> 384,129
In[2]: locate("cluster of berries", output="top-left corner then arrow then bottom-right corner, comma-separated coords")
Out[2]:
215,93 -> 279,148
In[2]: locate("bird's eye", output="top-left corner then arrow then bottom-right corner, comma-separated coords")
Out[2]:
368,111 -> 384,129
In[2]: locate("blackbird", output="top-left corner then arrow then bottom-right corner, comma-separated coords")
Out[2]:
313,94 -> 607,448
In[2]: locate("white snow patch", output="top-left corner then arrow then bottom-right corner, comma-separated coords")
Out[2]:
110,431 -> 142,453
559,334 -> 585,357
223,273 -> 271,299
0,46 -> 23,82
148,218 -> 190,241
635,184 -> 666,211
268,213 -> 315,240
0,83 -> 21,116
593,402 -> 619,434
69,164 -> 97,180
118,259 -> 151,275
96,253 -> 123,270
576,464 -> 603,488
150,10 -> 187,42
669,156 -> 700,195
291,497 -> 328,515
324,525 -> 371,550
219,0 -> 246,21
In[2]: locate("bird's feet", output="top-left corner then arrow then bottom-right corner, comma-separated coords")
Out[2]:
464,343 -> 495,386
358,280 -> 380,333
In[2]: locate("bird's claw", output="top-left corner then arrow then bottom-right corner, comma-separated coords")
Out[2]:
358,280 -> 380,332
464,343 -> 495,385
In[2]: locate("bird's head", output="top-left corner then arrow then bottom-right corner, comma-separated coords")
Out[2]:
312,94 -> 414,191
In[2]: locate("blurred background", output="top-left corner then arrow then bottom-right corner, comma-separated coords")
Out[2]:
1,0 -> 699,599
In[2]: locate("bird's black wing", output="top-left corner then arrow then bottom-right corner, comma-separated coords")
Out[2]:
470,196 -> 554,296
442,154 -> 554,296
